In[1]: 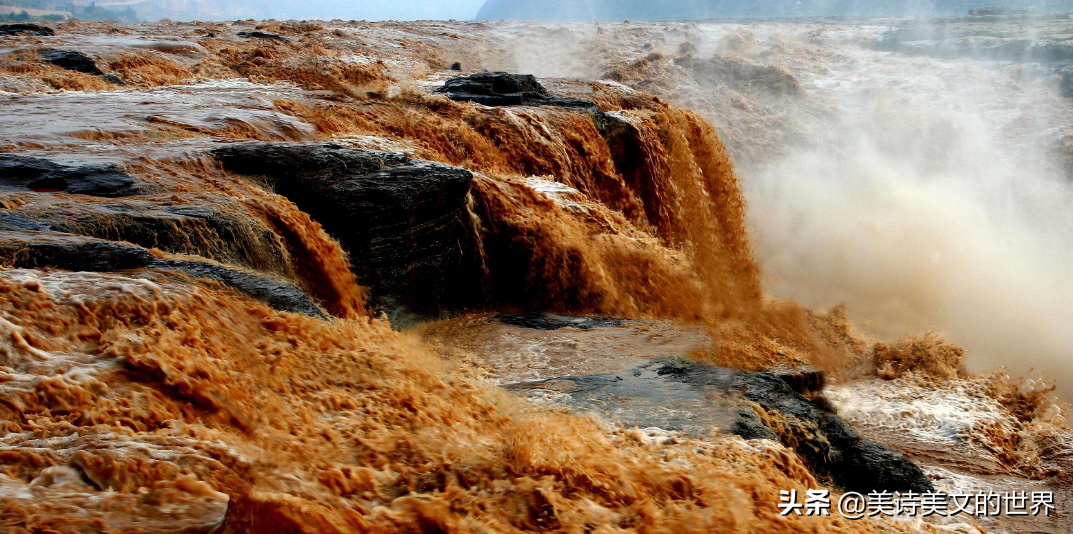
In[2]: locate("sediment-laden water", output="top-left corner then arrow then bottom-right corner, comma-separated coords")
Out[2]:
1,16 -> 1071,534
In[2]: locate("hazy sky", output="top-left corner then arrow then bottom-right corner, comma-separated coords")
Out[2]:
113,0 -> 1073,22
334,0 -> 485,20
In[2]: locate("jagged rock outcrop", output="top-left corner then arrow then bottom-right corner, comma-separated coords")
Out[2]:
589,111 -> 662,223
435,72 -> 595,108
712,362 -> 933,493
39,49 -> 104,74
767,365 -> 827,395
213,143 -> 481,311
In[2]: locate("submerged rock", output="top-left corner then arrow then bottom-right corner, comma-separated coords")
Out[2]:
510,356 -> 934,494
214,143 -> 481,311
0,23 -> 55,36
0,231 -> 325,317
0,154 -> 145,197
435,72 -> 596,108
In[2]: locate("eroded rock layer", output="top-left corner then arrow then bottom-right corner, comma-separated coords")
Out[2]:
0,18 -> 1070,534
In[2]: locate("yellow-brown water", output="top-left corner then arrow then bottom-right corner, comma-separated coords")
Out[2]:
1,18 -> 1071,534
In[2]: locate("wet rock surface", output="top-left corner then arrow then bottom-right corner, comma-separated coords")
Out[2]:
0,153 -> 288,274
4,196 -> 288,273
435,72 -> 596,108
0,230 -> 156,272
498,312 -> 626,330
0,23 -> 55,36
0,151 -> 344,317
589,110 -> 663,222
0,231 -> 324,317
150,258 -> 327,318
38,49 -> 124,84
236,31 -> 288,42
510,356 -> 934,494
214,143 -> 480,310
0,154 -> 145,197
767,365 -> 827,395
0,212 -> 50,231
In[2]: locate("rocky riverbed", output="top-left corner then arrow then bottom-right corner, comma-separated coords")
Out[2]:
1,17 -> 1072,534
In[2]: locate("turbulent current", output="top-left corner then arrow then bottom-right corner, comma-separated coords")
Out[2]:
0,15 -> 1072,534
464,19 -> 1073,393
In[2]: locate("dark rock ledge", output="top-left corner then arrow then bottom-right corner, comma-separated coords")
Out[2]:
507,356 -> 934,495
213,143 -> 482,312
0,154 -> 288,275
0,231 -> 326,318
434,72 -> 596,108
497,312 -> 625,330
0,23 -> 55,37
237,31 -> 288,42
38,49 -> 124,85
0,154 -> 147,197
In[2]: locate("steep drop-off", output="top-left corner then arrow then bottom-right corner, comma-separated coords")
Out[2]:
1,19 -> 1070,534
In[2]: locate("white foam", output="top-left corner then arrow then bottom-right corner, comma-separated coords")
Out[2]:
826,379 -> 1009,444
523,176 -> 587,212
